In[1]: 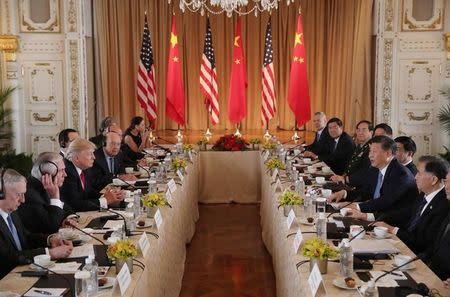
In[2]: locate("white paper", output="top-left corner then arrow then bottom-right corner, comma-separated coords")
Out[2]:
176,169 -> 184,183
274,178 -> 282,192
308,263 -> 323,297
103,220 -> 124,229
262,151 -> 270,161
154,209 -> 162,229
369,271 -> 406,287
334,220 -> 345,229
271,168 -> 279,180
24,288 -> 67,297
350,239 -> 399,254
167,179 -> 177,193
116,263 -> 131,296
165,189 -> 173,204
139,232 -> 150,257
293,229 -> 303,254
286,209 -> 296,229
51,262 -> 82,273
68,244 -> 94,259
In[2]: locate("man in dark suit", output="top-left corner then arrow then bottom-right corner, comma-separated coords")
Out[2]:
60,138 -> 124,212
0,169 -> 72,279
374,155 -> 449,254
305,117 -> 355,175
395,136 -> 417,175
58,128 -> 79,158
332,136 -> 418,226
373,123 -> 393,137
89,116 -> 118,148
304,112 -> 332,155
89,132 -> 136,192
420,171 -> 450,280
17,152 -> 77,234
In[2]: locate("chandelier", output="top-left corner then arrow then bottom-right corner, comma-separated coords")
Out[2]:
169,0 -> 296,17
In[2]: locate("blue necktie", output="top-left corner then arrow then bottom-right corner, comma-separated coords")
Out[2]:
6,215 -> 22,251
407,197 -> 427,232
108,157 -> 114,174
373,171 -> 383,199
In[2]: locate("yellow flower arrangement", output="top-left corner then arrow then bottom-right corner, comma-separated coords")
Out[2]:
262,141 -> 276,150
183,144 -> 194,151
249,138 -> 261,144
172,158 -> 187,171
142,192 -> 167,208
196,138 -> 209,145
301,237 -> 339,260
277,190 -> 303,206
266,158 -> 285,170
106,239 -> 138,260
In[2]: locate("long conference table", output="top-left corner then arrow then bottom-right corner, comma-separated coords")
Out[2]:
0,149 -> 448,297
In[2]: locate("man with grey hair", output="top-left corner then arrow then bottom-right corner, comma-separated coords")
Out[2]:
17,152 -> 77,234
0,169 -> 73,279
60,138 -> 123,211
304,112 -> 332,155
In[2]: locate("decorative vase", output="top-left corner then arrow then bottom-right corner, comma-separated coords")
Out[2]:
252,143 -> 260,150
115,257 -> 133,274
309,257 -> 328,274
283,205 -> 292,217
147,207 -> 157,218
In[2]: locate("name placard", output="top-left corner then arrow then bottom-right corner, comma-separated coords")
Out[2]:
188,151 -> 193,162
286,209 -> 296,229
117,262 -> 131,296
154,209 -> 163,229
293,229 -> 303,254
273,177 -> 282,192
176,169 -> 184,183
308,264 -> 326,297
138,232 -> 150,257
165,189 -> 173,204
271,168 -> 279,180
167,179 -> 177,193
262,151 -> 270,162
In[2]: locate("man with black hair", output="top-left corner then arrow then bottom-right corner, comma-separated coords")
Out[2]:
395,136 -> 417,175
58,128 -> 79,157
374,156 -> 449,254
373,123 -> 393,137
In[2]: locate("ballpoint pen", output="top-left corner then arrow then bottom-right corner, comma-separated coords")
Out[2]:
33,289 -> 52,295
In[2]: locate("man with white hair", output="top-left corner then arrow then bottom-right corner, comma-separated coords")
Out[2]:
17,152 -> 77,234
0,169 -> 73,279
60,138 -> 124,212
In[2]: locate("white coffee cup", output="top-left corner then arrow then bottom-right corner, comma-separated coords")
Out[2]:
373,226 -> 388,238
59,228 -> 76,240
350,225 -> 365,239
34,254 -> 51,267
321,189 -> 332,198
124,190 -> 131,198
394,255 -> 412,267
303,158 -> 312,164
315,176 -> 325,184
340,207 -> 351,216
322,166 -> 331,173
125,167 -> 134,174
307,166 -> 316,173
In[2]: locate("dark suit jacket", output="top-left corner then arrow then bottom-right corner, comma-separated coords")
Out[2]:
405,162 -> 418,176
317,132 -> 355,175
421,209 -> 450,280
88,147 -> 127,192
89,134 -> 104,149
344,142 -> 370,177
0,211 -> 47,279
17,176 -> 73,234
357,159 -> 418,224
60,159 -> 101,212
305,128 -> 332,155
387,189 -> 449,254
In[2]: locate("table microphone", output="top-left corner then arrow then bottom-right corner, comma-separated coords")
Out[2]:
66,222 -> 107,247
348,221 -> 378,243
137,164 -> 152,177
116,177 -> 136,190
374,256 -> 420,282
86,201 -> 131,237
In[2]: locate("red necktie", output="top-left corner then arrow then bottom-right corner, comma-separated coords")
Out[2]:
80,171 -> 85,190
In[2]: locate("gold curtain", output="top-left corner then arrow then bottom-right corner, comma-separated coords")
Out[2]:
93,0 -> 373,132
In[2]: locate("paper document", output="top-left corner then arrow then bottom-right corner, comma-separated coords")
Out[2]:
68,243 -> 95,258
369,271 -> 407,287
51,262 -> 82,273
24,288 -> 67,297
349,239 -> 399,254
103,220 -> 124,229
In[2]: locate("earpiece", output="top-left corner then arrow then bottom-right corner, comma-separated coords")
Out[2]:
0,168 -> 5,200
39,161 -> 58,181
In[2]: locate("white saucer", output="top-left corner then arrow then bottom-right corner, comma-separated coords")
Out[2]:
299,218 -> 315,226
332,277 -> 361,290
370,233 -> 391,240
98,277 -> 116,290
391,262 -> 416,270
136,219 -> 153,229
29,261 -> 55,271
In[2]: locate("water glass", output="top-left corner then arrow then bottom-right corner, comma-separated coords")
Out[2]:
74,271 -> 90,297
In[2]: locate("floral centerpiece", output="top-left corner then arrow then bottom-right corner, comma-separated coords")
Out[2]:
262,140 -> 276,151
172,158 -> 187,171
182,144 -> 194,152
107,239 -> 138,273
266,158 -> 286,170
212,134 -> 249,151
301,237 -> 339,274
196,138 -> 209,150
142,192 -> 169,217
277,190 -> 303,216
249,138 -> 261,150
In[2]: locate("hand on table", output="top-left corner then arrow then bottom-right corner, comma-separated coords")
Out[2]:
328,190 -> 346,203
345,208 -> 367,220
105,187 -> 124,205
49,244 -> 73,259
49,234 -> 73,248
61,216 -> 78,228
330,175 -> 345,183
303,151 -> 317,159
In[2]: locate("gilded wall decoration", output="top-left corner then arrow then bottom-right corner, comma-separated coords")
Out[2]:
402,0 -> 444,31
67,0 -> 78,32
382,39 -> 393,123
385,0 -> 394,31
20,0 -> 60,33
69,40 -> 80,130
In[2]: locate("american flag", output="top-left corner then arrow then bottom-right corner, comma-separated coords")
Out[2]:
261,18 -> 276,126
200,18 -> 219,125
137,15 -> 157,127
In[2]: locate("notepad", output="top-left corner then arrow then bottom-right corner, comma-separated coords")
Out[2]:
350,239 -> 399,254
24,288 -> 67,297
67,243 -> 95,258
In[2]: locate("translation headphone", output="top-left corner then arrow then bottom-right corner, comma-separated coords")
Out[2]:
0,168 -> 5,200
39,160 -> 58,181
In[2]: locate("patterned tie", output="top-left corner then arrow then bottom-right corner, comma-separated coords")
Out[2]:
407,196 -> 427,232
80,171 -> 85,190
316,131 -> 321,142
373,171 -> 383,199
6,215 -> 22,251
109,157 -> 114,174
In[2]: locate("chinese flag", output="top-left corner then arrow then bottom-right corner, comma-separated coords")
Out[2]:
227,18 -> 247,124
166,16 -> 185,126
287,14 -> 311,126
